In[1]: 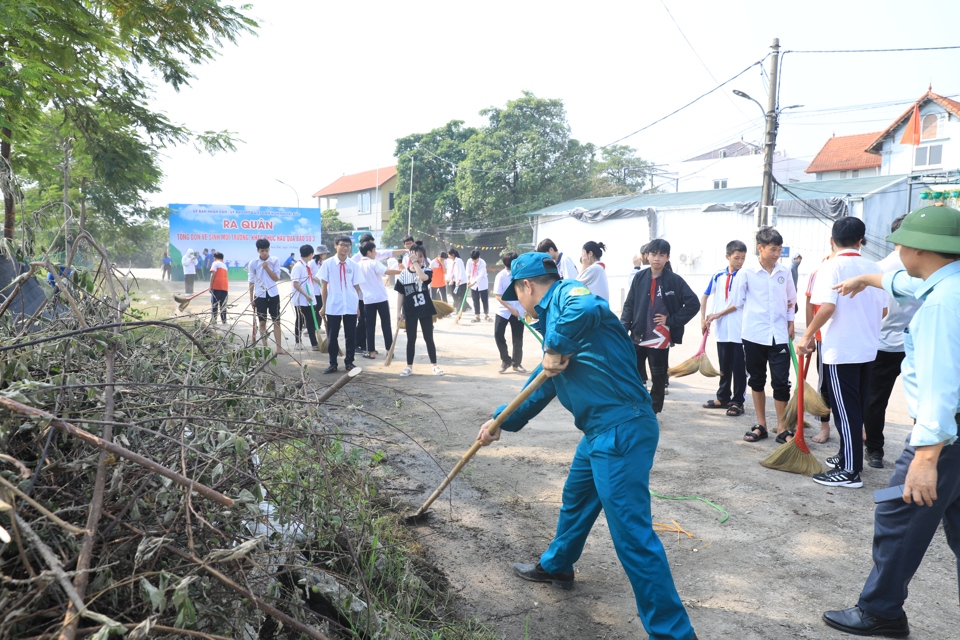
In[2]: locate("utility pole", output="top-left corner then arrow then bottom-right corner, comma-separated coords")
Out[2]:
759,37 -> 780,228
407,156 -> 414,235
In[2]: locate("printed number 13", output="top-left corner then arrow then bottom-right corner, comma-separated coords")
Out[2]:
414,293 -> 426,306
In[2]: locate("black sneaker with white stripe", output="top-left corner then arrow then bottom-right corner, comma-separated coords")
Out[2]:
826,455 -> 841,468
813,468 -> 863,488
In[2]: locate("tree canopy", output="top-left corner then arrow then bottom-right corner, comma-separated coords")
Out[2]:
0,0 -> 257,250
385,92 -> 655,247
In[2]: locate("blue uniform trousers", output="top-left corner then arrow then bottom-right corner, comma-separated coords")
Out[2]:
858,432 -> 960,619
539,418 -> 695,640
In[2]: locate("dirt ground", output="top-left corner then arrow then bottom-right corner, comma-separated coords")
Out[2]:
137,271 -> 956,640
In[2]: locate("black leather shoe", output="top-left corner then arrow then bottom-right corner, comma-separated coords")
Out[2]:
322,365 -> 338,374
822,606 -> 909,637
867,451 -> 885,469
513,562 -> 574,590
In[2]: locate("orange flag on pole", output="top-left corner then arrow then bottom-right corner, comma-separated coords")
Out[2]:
899,104 -> 921,146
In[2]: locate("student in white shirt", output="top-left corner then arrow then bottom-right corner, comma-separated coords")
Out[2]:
701,240 -> 748,416
492,252 -> 526,374
357,241 -> 401,359
444,252 -> 455,300
290,244 -> 321,351
716,227 -> 797,443
319,235 -> 365,373
247,239 -> 285,354
182,248 -> 197,294
798,218 -> 887,488
351,233 -> 396,355
448,248 -> 468,313
536,238 -> 579,280
577,241 -> 610,301
467,250 -> 491,322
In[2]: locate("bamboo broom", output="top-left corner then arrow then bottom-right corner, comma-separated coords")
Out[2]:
667,330 -> 720,378
453,286 -> 470,324
781,341 -> 831,429
761,354 -> 824,476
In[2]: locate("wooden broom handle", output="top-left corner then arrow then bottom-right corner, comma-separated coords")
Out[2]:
413,370 -> 549,516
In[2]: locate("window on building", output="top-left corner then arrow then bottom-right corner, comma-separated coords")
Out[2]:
840,171 -> 847,179
852,169 -> 859,178
358,192 -> 371,213
921,114 -> 939,141
719,150 -> 727,158
713,179 -> 727,189
388,192 -> 395,211
915,144 -> 944,167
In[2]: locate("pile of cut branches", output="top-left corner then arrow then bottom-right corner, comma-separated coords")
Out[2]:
0,236 -> 487,639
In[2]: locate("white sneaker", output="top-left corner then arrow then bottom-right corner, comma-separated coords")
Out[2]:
400,366 -> 413,377
433,365 -> 444,376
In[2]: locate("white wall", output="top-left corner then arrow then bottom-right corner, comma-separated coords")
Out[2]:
813,166 -> 880,181
664,153 -> 813,193
880,105 -> 959,176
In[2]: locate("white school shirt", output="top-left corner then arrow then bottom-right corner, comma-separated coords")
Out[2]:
556,252 -> 579,280
811,250 -> 886,365
290,259 -> 317,306
732,259 -> 797,345
451,257 -> 466,285
704,267 -> 743,344
358,257 -> 389,304
577,263 -> 609,301
444,258 -> 454,282
877,251 -> 922,353
247,255 -> 282,298
493,268 -> 524,319
319,257 -> 364,315
468,258 -> 488,291
351,249 -> 392,300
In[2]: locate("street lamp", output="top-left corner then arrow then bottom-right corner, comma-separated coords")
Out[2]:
275,179 -> 299,209
733,89 -> 805,228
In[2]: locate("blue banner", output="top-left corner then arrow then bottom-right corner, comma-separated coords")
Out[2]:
168,203 -> 320,278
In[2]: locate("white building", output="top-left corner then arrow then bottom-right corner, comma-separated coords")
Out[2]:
658,141 -> 812,193
312,166 -> 398,231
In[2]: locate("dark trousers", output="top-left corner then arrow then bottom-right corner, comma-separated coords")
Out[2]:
431,286 -> 447,302
471,288 -> 489,316
211,289 -> 228,322
863,350 -> 906,457
295,304 -> 319,347
406,315 -> 437,365
639,347 -> 670,414
364,300 -> 392,353
825,361 -> 873,474
494,315 -> 523,367
326,314 -> 357,367
452,284 -> 470,314
355,300 -> 367,351
634,345 -> 649,383
858,427 -> 960,619
716,341 -> 746,406
184,273 -> 195,294
743,339 -> 791,402
815,341 -> 833,424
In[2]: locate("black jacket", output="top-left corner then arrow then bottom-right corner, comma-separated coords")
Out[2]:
620,268 -> 700,345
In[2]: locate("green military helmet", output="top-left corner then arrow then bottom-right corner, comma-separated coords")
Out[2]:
887,203 -> 960,253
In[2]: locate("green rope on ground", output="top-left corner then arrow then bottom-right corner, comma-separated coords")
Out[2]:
649,490 -> 729,524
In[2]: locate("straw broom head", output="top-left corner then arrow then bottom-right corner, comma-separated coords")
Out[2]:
760,439 -> 825,476
173,294 -> 190,304
668,355 -> 702,378
802,382 -> 831,417
433,299 -> 455,318
698,355 -> 721,377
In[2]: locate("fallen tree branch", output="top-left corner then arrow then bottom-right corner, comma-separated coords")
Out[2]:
0,474 -> 87,535
0,396 -> 233,507
0,319 -> 210,357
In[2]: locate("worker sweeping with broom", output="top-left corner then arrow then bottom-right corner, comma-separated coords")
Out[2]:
476,252 -> 699,640
619,238 -> 700,415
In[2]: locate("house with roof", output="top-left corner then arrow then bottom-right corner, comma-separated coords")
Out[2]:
658,140 -> 811,193
805,132 -> 882,180
312,166 -> 398,231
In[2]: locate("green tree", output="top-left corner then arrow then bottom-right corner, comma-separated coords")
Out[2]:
384,120 -> 477,246
321,209 -> 353,248
455,91 -> 594,228
589,144 -> 654,196
1,1 -> 256,240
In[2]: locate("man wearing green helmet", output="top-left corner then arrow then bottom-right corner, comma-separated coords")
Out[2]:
823,203 -> 960,638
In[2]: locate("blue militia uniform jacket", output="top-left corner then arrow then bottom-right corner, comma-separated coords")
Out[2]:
495,280 -> 655,435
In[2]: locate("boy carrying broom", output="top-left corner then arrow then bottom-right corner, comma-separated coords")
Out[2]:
797,218 -> 886,488
701,240 -> 748,416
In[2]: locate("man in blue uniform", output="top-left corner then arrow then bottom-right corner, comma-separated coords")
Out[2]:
476,252 -> 698,640
823,203 -> 960,637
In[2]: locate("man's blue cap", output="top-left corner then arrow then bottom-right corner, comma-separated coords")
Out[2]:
502,252 -> 559,301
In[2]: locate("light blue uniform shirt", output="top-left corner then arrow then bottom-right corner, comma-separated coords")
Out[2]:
494,280 -> 654,436
882,260 -> 960,447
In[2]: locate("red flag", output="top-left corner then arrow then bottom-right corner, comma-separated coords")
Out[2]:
899,104 -> 921,146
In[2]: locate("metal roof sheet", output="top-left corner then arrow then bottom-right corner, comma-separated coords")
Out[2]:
526,175 -> 908,217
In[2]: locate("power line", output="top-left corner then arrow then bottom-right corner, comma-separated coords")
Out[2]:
786,45 -> 960,54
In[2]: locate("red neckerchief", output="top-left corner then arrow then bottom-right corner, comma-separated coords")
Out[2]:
471,260 -> 478,278
724,268 -> 734,300
650,273 -> 658,304
338,258 -> 347,290
835,250 -> 861,258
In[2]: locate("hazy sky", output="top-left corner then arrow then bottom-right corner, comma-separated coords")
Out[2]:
150,0 -> 960,210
